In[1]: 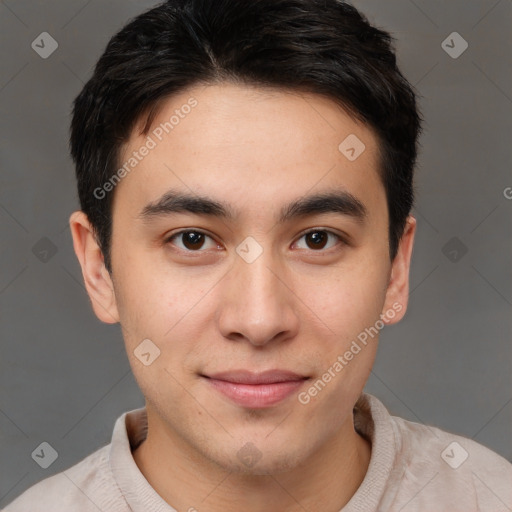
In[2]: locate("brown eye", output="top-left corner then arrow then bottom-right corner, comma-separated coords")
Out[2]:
166,230 -> 218,252
181,231 -> 206,250
295,229 -> 343,251
305,231 -> 328,250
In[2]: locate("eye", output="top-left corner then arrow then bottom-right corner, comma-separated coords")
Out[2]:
164,230 -> 220,252
164,228 -> 346,254
294,229 -> 345,251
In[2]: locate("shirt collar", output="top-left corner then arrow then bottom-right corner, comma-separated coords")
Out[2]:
109,392 -> 397,512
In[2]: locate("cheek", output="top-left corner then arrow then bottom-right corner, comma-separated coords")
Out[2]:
296,256 -> 389,334
112,262 -> 173,349
114,260 -> 216,366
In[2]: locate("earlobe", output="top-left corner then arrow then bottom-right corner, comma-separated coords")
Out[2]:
381,215 -> 416,326
68,210 -> 120,324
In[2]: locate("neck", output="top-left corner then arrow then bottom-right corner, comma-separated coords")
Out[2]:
132,408 -> 371,512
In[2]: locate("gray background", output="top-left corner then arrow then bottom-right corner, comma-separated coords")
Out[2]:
1,0 -> 511,506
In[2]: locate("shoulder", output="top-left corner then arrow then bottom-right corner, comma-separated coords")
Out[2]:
3,444 -> 127,512
384,413 -> 512,511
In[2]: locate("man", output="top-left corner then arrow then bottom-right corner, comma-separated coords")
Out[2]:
5,0 -> 511,511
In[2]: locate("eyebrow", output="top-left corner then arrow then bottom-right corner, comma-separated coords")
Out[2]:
138,188 -> 368,225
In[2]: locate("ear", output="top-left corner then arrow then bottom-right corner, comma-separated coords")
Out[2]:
380,215 -> 416,325
68,210 -> 120,324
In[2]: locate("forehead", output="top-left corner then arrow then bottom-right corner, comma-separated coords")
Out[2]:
114,82 -> 385,225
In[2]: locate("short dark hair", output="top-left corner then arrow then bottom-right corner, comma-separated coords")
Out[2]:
69,0 -> 423,275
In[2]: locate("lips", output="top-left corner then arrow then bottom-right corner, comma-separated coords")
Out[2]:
201,370 -> 309,408
206,369 -> 306,384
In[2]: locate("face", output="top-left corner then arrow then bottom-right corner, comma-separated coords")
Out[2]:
70,82 -> 415,475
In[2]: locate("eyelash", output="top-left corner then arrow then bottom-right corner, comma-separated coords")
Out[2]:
164,228 -> 347,254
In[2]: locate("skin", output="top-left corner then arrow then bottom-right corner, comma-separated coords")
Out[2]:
69,82 -> 416,512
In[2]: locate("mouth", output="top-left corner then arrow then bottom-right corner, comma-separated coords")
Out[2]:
200,370 -> 310,408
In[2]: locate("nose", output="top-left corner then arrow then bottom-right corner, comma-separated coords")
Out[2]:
216,247 -> 300,347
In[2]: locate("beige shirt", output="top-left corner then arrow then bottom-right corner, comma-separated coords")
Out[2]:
3,392 -> 512,512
